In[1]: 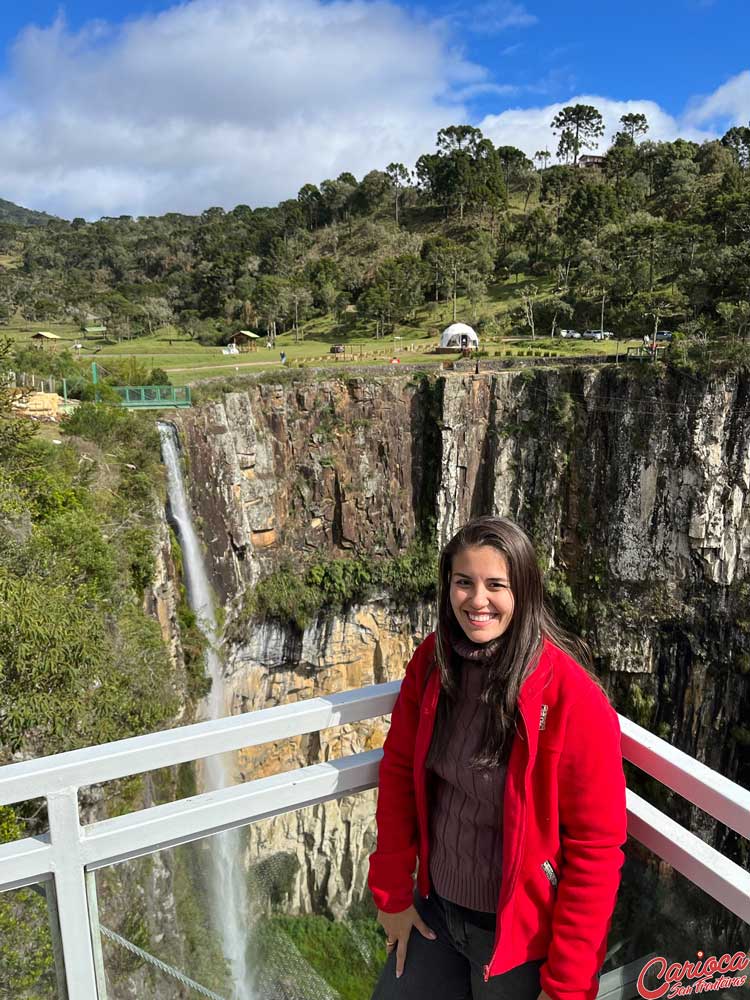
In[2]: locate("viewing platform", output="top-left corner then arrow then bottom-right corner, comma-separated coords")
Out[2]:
112,385 -> 192,408
1,683 -> 748,1000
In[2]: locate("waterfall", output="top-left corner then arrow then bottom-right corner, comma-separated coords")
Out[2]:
158,422 -> 254,1000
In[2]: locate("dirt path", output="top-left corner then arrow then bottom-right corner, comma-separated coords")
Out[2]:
163,360 -> 281,373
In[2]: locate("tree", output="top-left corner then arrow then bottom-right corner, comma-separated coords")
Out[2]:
717,300 -> 750,341
421,238 -> 471,320
465,275 -> 487,322
534,149 -> 552,170
495,145 -> 535,212
521,207 -> 554,265
436,125 -> 483,156
370,255 -> 428,327
559,181 -> 619,249
495,146 -> 533,191
556,129 -> 578,165
536,295 -> 574,337
551,104 -> 605,166
386,163 -> 411,225
319,177 -> 356,225
520,284 -> 539,339
505,249 -> 529,283
252,275 -> 287,343
630,288 -> 688,339
297,183 -> 323,230
284,282 -> 313,343
720,125 -> 750,169
0,339 -> 35,458
417,127 -> 505,222
351,170 -> 391,215
619,113 -> 649,142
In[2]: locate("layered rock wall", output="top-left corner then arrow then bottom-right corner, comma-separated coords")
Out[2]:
173,366 -> 749,905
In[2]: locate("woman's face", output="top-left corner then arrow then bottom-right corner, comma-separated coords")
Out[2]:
449,545 -> 515,643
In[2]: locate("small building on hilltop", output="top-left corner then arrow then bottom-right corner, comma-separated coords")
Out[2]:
438,322 -> 479,352
578,154 -> 605,169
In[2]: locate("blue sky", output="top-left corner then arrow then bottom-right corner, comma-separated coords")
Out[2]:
0,0 -> 748,217
3,0 -> 748,119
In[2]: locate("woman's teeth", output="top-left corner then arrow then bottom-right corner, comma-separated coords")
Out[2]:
467,612 -> 495,622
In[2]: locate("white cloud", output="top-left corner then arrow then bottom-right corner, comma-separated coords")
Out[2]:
478,95 -> 719,161
0,0 -> 747,220
684,70 -> 750,128
469,1 -> 537,32
0,0 -> 485,218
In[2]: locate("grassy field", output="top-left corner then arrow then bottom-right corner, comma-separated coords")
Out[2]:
3,274 -> 642,387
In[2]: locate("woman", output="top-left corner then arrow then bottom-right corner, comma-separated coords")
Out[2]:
368,516 -> 627,1000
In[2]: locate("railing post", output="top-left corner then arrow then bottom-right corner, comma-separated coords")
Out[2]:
86,871 -> 109,999
47,789 -> 100,999
43,880 -> 70,1000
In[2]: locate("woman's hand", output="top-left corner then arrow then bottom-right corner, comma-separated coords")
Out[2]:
536,990 -> 554,1000
377,904 -> 436,978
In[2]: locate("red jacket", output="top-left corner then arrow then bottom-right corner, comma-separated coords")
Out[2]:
368,633 -> 627,1000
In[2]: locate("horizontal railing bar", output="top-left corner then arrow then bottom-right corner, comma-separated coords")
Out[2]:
0,834 -> 53,892
597,955 -> 654,1000
0,682 -> 399,806
81,750 -> 382,870
620,716 -> 750,840
1,751 -> 748,933
626,788 -> 750,924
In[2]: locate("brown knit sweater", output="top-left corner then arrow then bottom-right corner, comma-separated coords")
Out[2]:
428,635 -> 506,913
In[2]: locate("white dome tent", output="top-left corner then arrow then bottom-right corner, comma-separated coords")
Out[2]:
440,322 -> 478,350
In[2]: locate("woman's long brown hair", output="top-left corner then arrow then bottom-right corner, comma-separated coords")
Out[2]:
426,515 -> 595,770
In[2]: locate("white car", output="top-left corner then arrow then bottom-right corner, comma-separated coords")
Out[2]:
559,329 -> 581,339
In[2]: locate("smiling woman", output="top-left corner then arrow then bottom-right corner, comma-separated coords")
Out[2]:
368,515 -> 628,1000
449,546 -> 515,642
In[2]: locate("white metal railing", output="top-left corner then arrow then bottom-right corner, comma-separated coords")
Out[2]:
1,682 -> 749,1000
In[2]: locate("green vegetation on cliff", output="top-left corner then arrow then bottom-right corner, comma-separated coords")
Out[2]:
0,355 -> 198,995
238,543 -> 438,631
0,390 -> 177,761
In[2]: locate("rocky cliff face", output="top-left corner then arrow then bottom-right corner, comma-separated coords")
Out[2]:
175,376 -> 439,602
226,601 -> 433,919
172,364 -> 749,916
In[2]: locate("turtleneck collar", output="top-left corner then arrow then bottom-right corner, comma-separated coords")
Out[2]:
448,623 -> 503,662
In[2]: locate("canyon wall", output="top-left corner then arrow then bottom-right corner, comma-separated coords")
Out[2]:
172,364 -> 749,920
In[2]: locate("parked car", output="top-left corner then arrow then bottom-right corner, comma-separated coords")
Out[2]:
654,331 -> 673,342
330,344 -> 345,354
582,330 -> 604,341
559,329 -> 581,339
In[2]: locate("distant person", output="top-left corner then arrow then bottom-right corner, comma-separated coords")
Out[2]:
369,516 -> 627,1000
280,351 -> 287,365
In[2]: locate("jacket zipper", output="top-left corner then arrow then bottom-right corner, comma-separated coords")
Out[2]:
541,860 -> 558,888
484,709 -> 531,983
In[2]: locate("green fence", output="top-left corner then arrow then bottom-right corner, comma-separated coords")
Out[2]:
113,385 -> 191,408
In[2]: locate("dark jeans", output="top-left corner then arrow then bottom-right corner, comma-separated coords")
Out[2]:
371,891 -> 543,1000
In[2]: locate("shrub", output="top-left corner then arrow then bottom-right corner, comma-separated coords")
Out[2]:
239,544 -> 438,632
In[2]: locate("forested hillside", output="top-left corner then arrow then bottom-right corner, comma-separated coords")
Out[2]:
0,109 -> 748,348
0,198 -> 57,228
